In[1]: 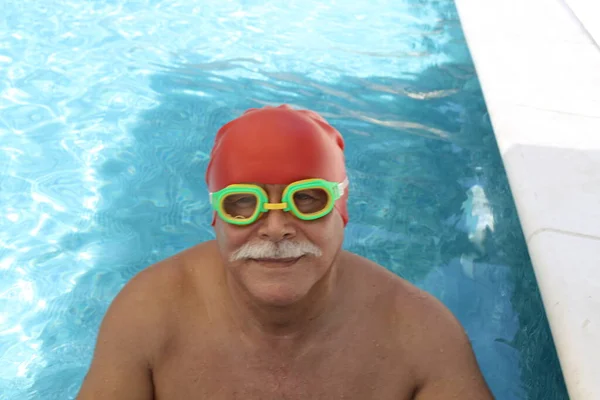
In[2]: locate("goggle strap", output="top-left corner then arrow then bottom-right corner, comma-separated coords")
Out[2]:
337,178 -> 349,197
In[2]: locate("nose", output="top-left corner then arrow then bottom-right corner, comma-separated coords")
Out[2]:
257,209 -> 296,242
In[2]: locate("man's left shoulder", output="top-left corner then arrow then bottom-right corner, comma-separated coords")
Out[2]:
342,252 -> 492,397
366,259 -> 486,395
382,266 -> 467,342
343,251 -> 467,341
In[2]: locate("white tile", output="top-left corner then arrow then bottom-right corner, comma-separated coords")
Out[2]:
488,103 -> 600,154
503,145 -> 600,240
565,0 -> 600,46
481,40 -> 600,118
455,0 -> 594,44
459,29 -> 600,118
456,0 -> 600,118
528,231 -> 600,400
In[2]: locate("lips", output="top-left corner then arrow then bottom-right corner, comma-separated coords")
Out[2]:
250,256 -> 303,266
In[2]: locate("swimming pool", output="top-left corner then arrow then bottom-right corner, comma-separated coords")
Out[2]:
0,0 -> 569,399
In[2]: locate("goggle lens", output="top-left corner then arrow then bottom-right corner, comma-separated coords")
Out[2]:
222,193 -> 259,221
292,188 -> 330,215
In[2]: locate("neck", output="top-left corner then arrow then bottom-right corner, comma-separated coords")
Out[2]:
224,254 -> 344,342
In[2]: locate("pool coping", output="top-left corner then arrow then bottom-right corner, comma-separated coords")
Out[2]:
453,0 -> 600,399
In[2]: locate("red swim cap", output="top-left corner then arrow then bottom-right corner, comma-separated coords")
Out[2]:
205,104 -> 349,226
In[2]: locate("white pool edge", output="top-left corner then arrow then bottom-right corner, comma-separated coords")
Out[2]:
453,1 -> 600,399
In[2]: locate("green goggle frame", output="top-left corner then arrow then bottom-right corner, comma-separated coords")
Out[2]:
209,178 -> 349,225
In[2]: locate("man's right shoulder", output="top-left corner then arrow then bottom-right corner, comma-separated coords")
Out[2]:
110,241 -> 217,329
102,241 -> 219,360
121,240 -> 218,305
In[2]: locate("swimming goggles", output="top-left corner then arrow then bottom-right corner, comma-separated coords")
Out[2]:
209,178 -> 349,225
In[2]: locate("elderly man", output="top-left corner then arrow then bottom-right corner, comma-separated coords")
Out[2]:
77,105 -> 493,399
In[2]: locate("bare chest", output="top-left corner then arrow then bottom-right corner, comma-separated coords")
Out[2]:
153,335 -> 416,400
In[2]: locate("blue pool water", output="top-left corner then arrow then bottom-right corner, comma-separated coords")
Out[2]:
0,0 -> 568,399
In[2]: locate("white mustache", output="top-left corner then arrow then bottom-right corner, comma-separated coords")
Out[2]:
229,240 -> 322,262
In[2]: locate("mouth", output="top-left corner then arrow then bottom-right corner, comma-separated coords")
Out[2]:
249,256 -> 304,267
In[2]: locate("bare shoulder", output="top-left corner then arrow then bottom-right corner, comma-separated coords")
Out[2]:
340,250 -> 433,306
119,242 -> 199,304
341,250 -> 466,335
341,251 -> 493,399
126,240 -> 218,296
77,242 -> 217,399
103,241 -> 218,359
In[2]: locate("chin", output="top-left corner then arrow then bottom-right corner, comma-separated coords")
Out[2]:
254,287 -> 307,307
242,275 -> 312,307
234,259 -> 319,307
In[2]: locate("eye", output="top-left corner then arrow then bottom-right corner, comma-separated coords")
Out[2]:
224,194 -> 257,209
234,196 -> 255,207
292,189 -> 328,214
223,194 -> 258,219
294,192 -> 316,202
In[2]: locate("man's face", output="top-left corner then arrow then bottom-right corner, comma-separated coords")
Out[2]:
214,183 -> 345,307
